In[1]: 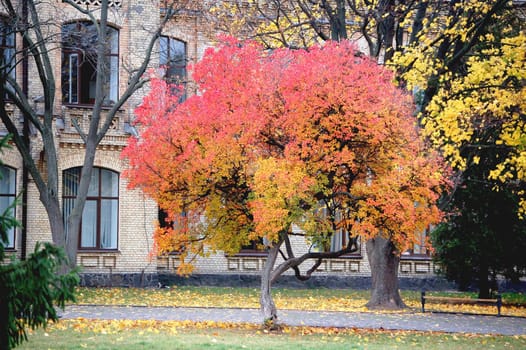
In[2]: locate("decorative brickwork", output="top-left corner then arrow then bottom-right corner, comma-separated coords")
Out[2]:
66,0 -> 122,8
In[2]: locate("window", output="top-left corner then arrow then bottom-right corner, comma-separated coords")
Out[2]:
237,237 -> 268,256
308,203 -> 360,255
157,208 -> 188,255
63,167 -> 119,250
412,226 -> 431,255
330,230 -> 355,253
61,21 -> 119,105
310,230 -> 360,257
403,225 -> 432,257
0,18 -> 15,99
160,36 -> 187,99
158,207 -> 172,229
241,238 -> 264,252
0,165 -> 16,248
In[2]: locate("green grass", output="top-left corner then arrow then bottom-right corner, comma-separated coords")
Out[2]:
17,326 -> 526,350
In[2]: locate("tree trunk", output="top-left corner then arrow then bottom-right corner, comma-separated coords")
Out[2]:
409,0 -> 429,44
365,237 -> 406,309
477,262 -> 490,299
332,0 -> 348,41
64,0 -> 109,268
260,240 -> 282,328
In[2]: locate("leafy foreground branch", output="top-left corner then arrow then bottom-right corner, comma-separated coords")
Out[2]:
1,135 -> 78,349
0,244 -> 79,349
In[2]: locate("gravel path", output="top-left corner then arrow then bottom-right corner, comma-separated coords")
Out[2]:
60,305 -> 526,336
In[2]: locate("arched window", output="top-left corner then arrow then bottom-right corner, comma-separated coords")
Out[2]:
0,165 -> 16,248
61,21 -> 119,105
160,36 -> 187,100
0,17 -> 15,99
63,167 -> 119,250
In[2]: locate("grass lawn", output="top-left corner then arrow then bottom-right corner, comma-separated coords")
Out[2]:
17,320 -> 526,350
74,286 -> 526,317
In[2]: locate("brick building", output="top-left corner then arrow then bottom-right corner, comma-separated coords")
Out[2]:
0,0 -> 439,287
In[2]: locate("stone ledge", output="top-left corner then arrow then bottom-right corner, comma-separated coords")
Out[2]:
80,272 -> 158,288
79,272 -> 526,293
157,273 -> 458,291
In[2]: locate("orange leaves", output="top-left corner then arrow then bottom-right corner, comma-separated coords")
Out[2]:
250,157 -> 316,241
123,36 -> 449,268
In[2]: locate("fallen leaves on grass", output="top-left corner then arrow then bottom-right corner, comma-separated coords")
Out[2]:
39,318 -> 526,345
73,287 -> 526,317
76,287 -> 260,309
47,318 -> 258,335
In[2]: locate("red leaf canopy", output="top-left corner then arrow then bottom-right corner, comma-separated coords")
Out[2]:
123,37 -> 449,271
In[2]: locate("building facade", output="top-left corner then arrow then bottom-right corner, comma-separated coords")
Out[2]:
0,0 -> 439,287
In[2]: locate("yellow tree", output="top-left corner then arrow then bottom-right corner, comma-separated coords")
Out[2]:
392,0 -> 525,296
393,0 -> 525,215
208,0 -> 448,60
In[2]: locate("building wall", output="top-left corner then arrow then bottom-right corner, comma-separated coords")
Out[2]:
158,230 -> 438,280
0,1 -> 212,277
0,0 -> 439,285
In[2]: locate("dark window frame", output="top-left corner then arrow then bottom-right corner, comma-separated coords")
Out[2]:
0,165 -> 16,249
157,208 -> 200,256
61,21 -> 119,106
402,225 -> 432,259
329,232 -> 362,259
231,237 -> 268,257
63,167 -> 119,251
0,17 -> 16,100
237,238 -> 268,256
159,35 -> 187,100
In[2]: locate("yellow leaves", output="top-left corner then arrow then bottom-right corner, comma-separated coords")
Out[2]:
392,48 -> 440,91
407,30 -> 526,207
392,3 -> 524,211
73,287 -> 526,317
250,157 -> 316,241
41,315 -> 526,348
175,261 -> 195,277
51,319 -> 259,336
75,287 -> 262,309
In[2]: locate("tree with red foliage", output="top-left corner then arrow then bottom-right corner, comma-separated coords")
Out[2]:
123,37 -> 448,323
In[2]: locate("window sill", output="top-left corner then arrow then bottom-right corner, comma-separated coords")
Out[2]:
401,254 -> 432,261
228,251 -> 268,257
157,251 -> 184,256
63,103 -> 117,110
308,249 -> 363,259
78,249 -> 121,254
331,254 -> 363,259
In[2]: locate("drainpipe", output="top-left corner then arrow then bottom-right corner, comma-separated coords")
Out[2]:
20,0 -> 29,260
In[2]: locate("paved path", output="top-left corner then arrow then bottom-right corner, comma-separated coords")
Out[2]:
60,305 -> 526,336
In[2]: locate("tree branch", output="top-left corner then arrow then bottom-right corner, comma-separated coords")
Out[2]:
271,235 -> 359,283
